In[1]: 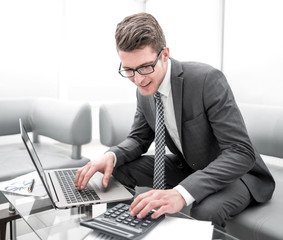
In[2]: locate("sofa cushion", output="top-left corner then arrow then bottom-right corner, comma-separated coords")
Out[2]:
226,155 -> 283,240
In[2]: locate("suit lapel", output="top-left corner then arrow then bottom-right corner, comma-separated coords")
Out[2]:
170,58 -> 184,146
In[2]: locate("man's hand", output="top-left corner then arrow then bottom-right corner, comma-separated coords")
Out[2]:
129,189 -> 186,219
75,152 -> 115,190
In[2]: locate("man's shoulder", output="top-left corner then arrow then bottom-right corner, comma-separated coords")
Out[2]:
171,58 -> 224,83
171,58 -> 220,74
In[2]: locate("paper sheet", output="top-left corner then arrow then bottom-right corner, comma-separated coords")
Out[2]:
144,216 -> 213,239
83,216 -> 213,240
0,171 -> 47,197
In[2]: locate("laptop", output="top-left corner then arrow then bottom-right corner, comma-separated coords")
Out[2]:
19,119 -> 133,209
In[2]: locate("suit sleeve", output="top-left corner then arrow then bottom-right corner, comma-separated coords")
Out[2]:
108,96 -> 155,168
180,68 -> 256,203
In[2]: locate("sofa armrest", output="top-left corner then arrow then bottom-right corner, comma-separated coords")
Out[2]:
0,98 -> 33,136
0,98 -> 92,148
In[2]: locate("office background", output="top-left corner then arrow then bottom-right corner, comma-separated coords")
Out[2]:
0,0 -> 282,140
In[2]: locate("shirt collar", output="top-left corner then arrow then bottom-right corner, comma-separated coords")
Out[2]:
157,58 -> 171,98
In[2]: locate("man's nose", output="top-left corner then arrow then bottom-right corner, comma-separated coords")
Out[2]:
133,72 -> 145,84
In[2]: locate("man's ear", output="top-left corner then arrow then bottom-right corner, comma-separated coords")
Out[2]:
163,47 -> 170,61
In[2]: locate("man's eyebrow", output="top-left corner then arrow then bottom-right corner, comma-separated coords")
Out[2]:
122,60 -> 154,69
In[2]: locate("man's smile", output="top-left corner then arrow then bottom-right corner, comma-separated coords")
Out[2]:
140,81 -> 152,88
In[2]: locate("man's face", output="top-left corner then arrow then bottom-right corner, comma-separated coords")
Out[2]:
118,46 -> 169,96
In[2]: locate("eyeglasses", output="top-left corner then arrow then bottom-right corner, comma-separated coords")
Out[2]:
118,49 -> 164,78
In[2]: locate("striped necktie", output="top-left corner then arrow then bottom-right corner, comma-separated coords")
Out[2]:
153,92 -> 166,189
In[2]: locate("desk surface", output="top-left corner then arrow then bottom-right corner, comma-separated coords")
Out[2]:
1,190 -> 238,240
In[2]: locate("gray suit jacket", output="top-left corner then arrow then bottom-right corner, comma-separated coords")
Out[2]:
110,58 -> 275,203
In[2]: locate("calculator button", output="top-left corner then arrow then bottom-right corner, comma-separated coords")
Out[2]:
122,206 -> 129,211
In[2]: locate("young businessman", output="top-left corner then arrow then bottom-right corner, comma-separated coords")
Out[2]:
75,13 -> 275,227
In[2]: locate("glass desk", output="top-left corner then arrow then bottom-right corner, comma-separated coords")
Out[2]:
1,189 -> 238,240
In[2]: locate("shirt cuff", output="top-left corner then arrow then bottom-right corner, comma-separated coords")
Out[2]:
107,151 -> 117,167
174,185 -> 195,206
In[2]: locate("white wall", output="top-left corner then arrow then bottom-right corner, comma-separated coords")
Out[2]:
60,0 -> 138,103
223,0 -> 283,106
1,1 -> 282,111
0,0 -> 139,103
147,0 -> 223,69
0,0 -> 222,104
0,0 -> 62,98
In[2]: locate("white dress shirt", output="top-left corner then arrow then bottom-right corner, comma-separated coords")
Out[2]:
157,59 -> 195,206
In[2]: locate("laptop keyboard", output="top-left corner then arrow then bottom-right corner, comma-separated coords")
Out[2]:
55,169 -> 100,204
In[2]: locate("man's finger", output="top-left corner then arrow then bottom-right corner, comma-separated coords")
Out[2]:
79,164 -> 98,189
102,168 -> 112,188
150,205 -> 167,219
75,165 -> 90,189
130,191 -> 163,218
74,168 -> 82,185
136,199 -> 164,219
130,190 -> 154,210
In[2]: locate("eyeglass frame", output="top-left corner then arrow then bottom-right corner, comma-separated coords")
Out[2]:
118,48 -> 164,78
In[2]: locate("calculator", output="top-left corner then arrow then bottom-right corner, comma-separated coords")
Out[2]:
80,203 -> 165,240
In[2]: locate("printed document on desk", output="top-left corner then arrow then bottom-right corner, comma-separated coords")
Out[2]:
0,171 -> 47,197
144,216 -> 213,240
84,216 -> 213,240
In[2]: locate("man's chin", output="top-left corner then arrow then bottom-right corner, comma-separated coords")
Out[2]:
138,88 -> 155,96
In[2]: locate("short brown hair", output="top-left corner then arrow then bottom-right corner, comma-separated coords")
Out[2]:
115,13 -> 166,53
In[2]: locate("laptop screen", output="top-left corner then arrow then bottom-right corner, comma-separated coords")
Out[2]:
19,119 -> 54,203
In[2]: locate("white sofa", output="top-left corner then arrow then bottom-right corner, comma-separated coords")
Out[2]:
0,98 -> 93,239
0,98 -> 92,182
99,101 -> 283,240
